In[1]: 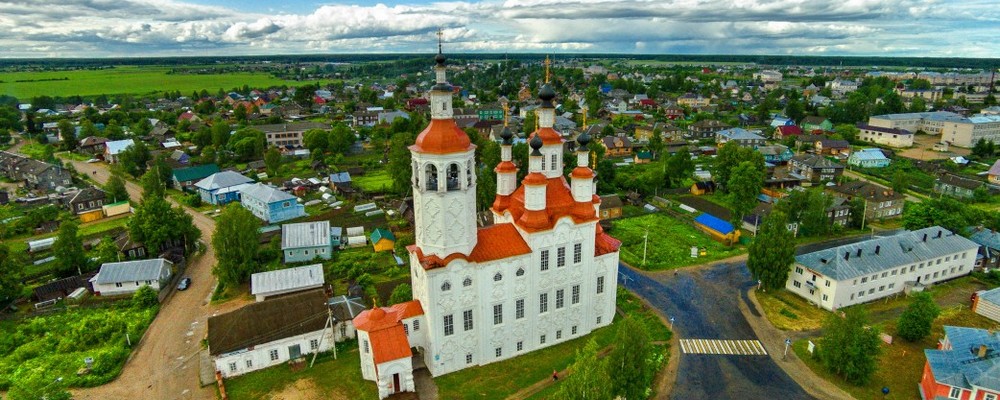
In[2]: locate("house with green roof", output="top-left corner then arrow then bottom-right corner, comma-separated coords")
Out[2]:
370,228 -> 396,252
172,163 -> 220,191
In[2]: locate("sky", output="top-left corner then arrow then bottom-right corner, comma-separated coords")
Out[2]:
0,0 -> 998,58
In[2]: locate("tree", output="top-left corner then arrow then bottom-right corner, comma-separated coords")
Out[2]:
647,132 -> 664,159
228,128 -> 266,161
0,243 -> 23,303
522,111 -> 536,136
104,171 -> 129,203
607,316 -> 653,400
818,308 -> 882,385
713,141 -> 764,193
211,120 -> 231,147
896,292 -> 940,342
212,204 -> 262,287
554,338 -> 613,400
328,124 -> 356,154
53,218 -> 87,277
389,284 -> 412,305
140,169 -> 165,199
58,120 -> 77,151
847,198 -> 866,229
727,161 -> 765,224
132,285 -> 159,309
902,197 -> 978,233
891,170 -> 908,195
747,210 -> 796,290
303,129 -> 330,152
785,98 -> 805,124
662,148 -> 694,188
387,131 -> 416,195
264,147 -> 282,177
119,140 -> 151,178
94,236 -> 120,265
129,194 -> 199,255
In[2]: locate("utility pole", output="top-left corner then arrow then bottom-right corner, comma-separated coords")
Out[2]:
642,228 -> 649,266
310,307 -> 336,368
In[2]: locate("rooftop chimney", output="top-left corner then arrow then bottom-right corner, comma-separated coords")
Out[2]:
856,248 -> 862,257
875,245 -> 881,255
923,233 -> 928,242
978,344 -> 988,359
937,230 -> 943,238
844,252 -> 850,261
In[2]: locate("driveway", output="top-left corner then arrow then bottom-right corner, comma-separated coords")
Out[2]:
620,264 -> 813,399
64,157 -> 234,400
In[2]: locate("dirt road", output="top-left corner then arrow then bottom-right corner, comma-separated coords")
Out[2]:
64,157 -> 242,400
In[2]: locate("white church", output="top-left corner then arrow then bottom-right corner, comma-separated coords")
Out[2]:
352,44 -> 621,399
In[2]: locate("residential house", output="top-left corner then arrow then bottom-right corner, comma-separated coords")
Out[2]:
115,232 -> 148,260
370,228 -> 395,252
827,197 -> 852,227
104,139 -> 135,164
0,151 -> 26,180
967,227 -> 1000,270
858,124 -> 914,148
934,173 -> 985,199
329,172 -> 353,195
169,150 -> 190,165
716,128 -> 766,148
789,154 -> 844,184
599,194 -> 623,219
972,288 -> 1000,323
690,181 -> 717,196
801,116 -> 833,132
786,227 -> 979,311
258,122 -> 331,148
250,264 -> 325,302
195,170 -> 253,205
172,164 -> 221,191
919,326 -> 1000,400
757,145 -> 794,165
988,160 -> 1000,185
601,136 -> 633,157
90,258 -> 174,297
770,116 -> 794,128
827,181 -> 904,220
694,213 -> 740,244
281,221 -> 333,263
239,183 -> 305,224
67,187 -> 106,222
847,148 -> 892,168
677,93 -> 710,108
78,136 -> 108,155
664,105 -> 685,120
208,289 -> 335,378
328,295 -> 367,343
634,151 -> 653,164
815,139 -> 851,156
687,120 -> 729,139
18,159 -> 72,192
774,125 -> 803,141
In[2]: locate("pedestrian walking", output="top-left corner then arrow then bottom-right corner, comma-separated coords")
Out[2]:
552,370 -> 558,381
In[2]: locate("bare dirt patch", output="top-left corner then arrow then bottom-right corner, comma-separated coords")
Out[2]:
897,133 -> 970,161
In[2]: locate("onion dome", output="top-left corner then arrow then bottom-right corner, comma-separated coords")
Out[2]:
529,134 -> 543,156
412,119 -> 472,154
539,84 -> 556,107
577,131 -> 591,149
500,126 -> 514,145
435,52 -> 446,66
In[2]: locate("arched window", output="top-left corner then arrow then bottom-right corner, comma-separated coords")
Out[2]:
516,268 -> 525,277
463,277 -> 472,287
441,281 -> 451,292
447,163 -> 461,191
493,272 -> 502,282
425,164 -> 438,191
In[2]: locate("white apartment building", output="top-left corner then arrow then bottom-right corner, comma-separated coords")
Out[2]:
786,227 -> 979,311
858,124 -> 915,147
868,112 -> 1000,147
353,49 -> 620,399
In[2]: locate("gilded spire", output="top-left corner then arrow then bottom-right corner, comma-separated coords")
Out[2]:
544,55 -> 551,84
502,102 -> 509,127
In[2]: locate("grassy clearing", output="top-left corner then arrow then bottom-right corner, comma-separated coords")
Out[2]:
17,143 -> 50,161
756,290 -> 829,331
0,302 -> 158,390
223,343 -> 378,400
353,170 -> 393,193
611,213 -> 745,270
793,307 -> 999,400
435,289 -> 672,400
0,66 -> 331,99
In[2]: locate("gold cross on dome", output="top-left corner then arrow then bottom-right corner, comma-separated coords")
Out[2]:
502,103 -> 510,127
437,29 -> 443,53
544,55 -> 551,83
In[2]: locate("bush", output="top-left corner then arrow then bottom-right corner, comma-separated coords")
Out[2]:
183,193 -> 203,207
896,292 -> 940,342
131,286 -> 159,309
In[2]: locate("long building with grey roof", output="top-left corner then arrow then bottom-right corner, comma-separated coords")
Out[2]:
868,112 -> 1000,147
786,226 -> 979,311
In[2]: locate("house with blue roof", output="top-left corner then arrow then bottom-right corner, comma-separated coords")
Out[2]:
239,183 -> 305,224
715,128 -> 765,148
757,144 -> 794,164
966,226 -> 1000,270
973,287 -> 1000,323
104,139 -> 135,164
693,213 -> 740,244
919,326 -> 1000,400
786,226 -> 979,311
847,148 -> 891,168
195,171 -> 254,205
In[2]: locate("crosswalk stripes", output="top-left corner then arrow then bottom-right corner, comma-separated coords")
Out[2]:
679,339 -> 768,356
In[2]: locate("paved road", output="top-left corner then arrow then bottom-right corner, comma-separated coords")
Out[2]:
63,157 -> 236,400
620,264 -> 814,400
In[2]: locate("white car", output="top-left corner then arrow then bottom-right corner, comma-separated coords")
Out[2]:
86,158 -> 100,163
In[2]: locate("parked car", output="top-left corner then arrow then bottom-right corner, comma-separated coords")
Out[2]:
177,277 -> 191,291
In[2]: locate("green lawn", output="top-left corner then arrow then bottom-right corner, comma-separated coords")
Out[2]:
223,344 -> 378,400
793,307 -> 999,400
435,289 -> 671,399
611,213 -> 745,270
17,143 -> 51,161
353,170 -> 393,193
756,290 -> 830,331
0,66 -> 331,98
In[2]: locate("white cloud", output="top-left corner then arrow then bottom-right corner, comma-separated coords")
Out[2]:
0,0 -> 995,57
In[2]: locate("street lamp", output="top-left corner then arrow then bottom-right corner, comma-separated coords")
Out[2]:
783,338 -> 792,360
669,316 -> 675,330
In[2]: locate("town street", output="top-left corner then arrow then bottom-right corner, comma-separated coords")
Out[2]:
64,157 -> 225,400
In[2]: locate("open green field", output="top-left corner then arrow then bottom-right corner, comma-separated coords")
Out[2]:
0,66 -> 327,99
224,344 -> 377,400
612,213 -> 746,270
353,170 -> 393,193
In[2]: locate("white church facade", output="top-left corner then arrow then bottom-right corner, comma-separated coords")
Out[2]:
353,45 -> 621,399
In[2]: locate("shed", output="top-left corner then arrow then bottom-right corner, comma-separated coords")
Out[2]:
693,213 -> 741,244
250,264 -> 325,302
102,201 -> 131,218
973,287 -> 1000,323
370,228 -> 396,253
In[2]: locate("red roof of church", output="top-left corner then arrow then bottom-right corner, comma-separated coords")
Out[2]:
368,325 -> 412,364
407,223 -> 532,270
595,224 -> 623,256
411,118 -> 474,154
505,177 -> 599,233
530,127 -> 563,146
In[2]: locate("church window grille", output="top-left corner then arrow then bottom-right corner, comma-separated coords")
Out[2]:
574,243 -> 582,264
557,247 -> 566,267
556,289 -> 564,309
463,277 -> 472,287
516,267 -> 525,276
447,163 -> 460,191
551,154 -> 557,171
539,293 -> 548,313
441,281 -> 451,292
444,315 -> 454,336
494,272 -> 502,282
597,276 -> 605,294
425,164 -> 438,191
540,250 -> 549,271
494,304 -> 503,325
572,285 -> 580,304
463,310 -> 474,331
516,299 -> 524,319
